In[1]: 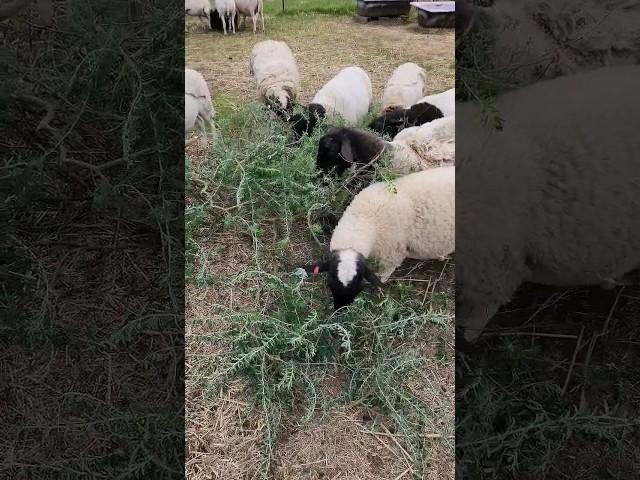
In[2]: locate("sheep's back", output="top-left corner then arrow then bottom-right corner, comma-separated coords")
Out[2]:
185,68 -> 211,100
382,63 -> 427,111
250,42 -> 298,85
312,66 -> 372,124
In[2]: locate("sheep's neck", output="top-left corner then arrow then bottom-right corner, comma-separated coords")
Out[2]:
331,215 -> 376,259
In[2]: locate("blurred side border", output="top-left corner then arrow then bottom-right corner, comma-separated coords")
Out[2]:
1,1 -> 184,478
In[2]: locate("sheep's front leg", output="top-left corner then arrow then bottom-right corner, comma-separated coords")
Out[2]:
377,266 -> 397,284
222,15 -> 227,34
376,254 -> 404,284
252,14 -> 257,34
457,245 -> 528,342
457,298 -> 503,343
231,11 -> 236,33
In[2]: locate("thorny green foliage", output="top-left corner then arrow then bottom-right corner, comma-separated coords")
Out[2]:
1,2 -> 184,478
187,102 -> 454,479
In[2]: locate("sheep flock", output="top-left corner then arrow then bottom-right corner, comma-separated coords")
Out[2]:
184,23 -> 456,317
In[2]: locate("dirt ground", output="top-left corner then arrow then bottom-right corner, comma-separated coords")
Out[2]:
186,13 -> 455,480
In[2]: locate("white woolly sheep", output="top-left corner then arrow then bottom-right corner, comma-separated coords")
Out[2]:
214,0 -> 236,35
308,167 -> 454,309
235,0 -> 264,34
416,88 -> 455,117
288,66 -> 373,139
249,40 -> 299,114
316,115 -> 455,177
381,62 -> 428,113
456,64 -> 640,343
185,0 -> 211,30
185,68 -> 216,147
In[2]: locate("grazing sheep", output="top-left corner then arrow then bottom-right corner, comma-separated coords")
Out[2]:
316,115 -> 455,177
457,65 -> 640,343
214,0 -> 236,34
368,101 -> 444,138
185,68 -> 215,147
288,66 -> 372,139
368,87 -> 455,137
249,40 -> 299,115
308,167 -> 454,309
381,63 -> 428,113
185,0 -> 211,30
235,0 -> 264,33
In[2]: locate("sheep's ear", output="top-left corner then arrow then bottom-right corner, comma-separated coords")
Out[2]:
339,138 -> 354,164
363,264 -> 383,288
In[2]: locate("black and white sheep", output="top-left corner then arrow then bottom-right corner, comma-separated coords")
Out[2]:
308,167 -> 454,309
185,67 -> 216,147
457,65 -> 640,342
316,115 -> 455,177
249,40 -> 299,115
368,88 -> 455,138
185,0 -> 212,30
288,66 -> 372,140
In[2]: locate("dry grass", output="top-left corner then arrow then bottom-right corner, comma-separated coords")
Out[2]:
186,11 -> 454,480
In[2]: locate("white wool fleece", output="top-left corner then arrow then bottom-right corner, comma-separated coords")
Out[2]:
330,167 -> 455,282
249,40 -> 299,108
389,116 -> 455,173
312,66 -> 373,125
456,65 -> 640,342
381,62 -> 428,112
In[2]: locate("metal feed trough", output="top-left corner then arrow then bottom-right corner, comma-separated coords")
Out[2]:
411,1 -> 455,28
356,0 -> 412,19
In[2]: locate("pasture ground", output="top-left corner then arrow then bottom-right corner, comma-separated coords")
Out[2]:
186,2 -> 455,479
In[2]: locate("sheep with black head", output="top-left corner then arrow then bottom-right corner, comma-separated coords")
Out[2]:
305,167 -> 455,310
368,102 -> 444,138
316,115 -> 455,178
